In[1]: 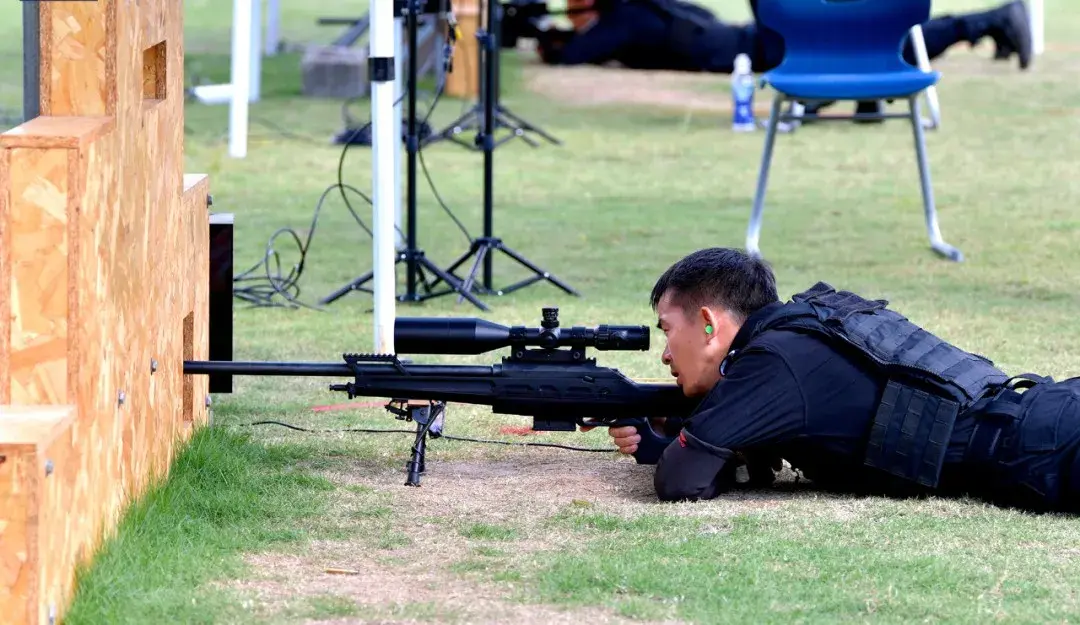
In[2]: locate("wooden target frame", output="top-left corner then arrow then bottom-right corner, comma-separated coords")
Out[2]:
1,1 -> 211,622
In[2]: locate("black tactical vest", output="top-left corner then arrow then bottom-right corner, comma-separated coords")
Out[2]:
728,282 -> 1010,489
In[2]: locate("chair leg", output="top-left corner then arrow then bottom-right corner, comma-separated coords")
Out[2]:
746,94 -> 786,259
909,95 -> 963,262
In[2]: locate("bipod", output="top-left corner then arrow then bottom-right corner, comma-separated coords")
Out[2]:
386,399 -> 446,487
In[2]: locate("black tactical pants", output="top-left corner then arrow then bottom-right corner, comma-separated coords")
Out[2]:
966,379 -> 1080,513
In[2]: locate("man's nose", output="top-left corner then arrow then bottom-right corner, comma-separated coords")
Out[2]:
661,347 -> 672,364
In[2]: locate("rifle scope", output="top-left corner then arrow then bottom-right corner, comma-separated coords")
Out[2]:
394,307 -> 649,355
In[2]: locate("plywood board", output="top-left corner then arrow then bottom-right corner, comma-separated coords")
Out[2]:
0,405 -> 78,625
0,0 -> 211,621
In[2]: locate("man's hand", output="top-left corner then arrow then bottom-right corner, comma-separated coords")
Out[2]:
579,418 -> 668,455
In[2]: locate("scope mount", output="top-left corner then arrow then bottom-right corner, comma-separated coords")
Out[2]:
506,307 -> 596,364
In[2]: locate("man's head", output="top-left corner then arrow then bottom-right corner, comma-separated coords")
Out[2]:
650,248 -> 779,396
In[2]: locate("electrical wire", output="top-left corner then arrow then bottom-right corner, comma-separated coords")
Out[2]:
233,4 -> 479,309
239,419 -> 617,453
417,86 -> 474,243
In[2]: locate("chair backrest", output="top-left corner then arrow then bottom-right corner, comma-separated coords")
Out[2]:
755,0 -> 931,73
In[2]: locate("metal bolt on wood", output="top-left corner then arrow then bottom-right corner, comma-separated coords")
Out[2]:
151,358 -> 158,373
45,460 -> 54,476
118,390 -> 126,406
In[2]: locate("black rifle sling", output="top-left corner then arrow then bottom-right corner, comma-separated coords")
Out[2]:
743,282 -> 1008,488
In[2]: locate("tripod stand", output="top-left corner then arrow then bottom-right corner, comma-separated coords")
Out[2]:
430,0 -> 579,301
321,0 -> 490,312
426,0 -> 560,150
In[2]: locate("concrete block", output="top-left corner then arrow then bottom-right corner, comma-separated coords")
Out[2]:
301,45 -> 369,99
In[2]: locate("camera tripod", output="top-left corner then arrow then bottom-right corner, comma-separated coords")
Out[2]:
320,0 -> 490,312
427,0 -> 561,150
426,0 -> 578,301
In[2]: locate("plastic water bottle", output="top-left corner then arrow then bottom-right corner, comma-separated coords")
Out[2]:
731,53 -> 756,132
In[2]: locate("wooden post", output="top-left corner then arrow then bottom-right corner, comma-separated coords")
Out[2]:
0,1 -> 210,622
445,0 -> 481,100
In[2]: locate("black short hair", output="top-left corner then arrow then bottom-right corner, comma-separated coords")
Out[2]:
650,248 -> 779,323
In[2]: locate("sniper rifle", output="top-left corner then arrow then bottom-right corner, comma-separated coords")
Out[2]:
183,307 -> 699,486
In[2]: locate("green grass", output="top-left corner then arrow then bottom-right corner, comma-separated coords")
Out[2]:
517,505 -> 1080,623
4,0 -> 1080,622
62,427 -> 337,625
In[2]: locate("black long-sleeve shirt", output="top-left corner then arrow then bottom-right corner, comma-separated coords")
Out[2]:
653,302 -> 981,501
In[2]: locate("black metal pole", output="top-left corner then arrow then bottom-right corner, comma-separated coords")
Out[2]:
405,0 -> 420,299
23,1 -> 40,122
481,0 -> 498,290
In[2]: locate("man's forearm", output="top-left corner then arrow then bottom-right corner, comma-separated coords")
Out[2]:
653,429 -> 735,501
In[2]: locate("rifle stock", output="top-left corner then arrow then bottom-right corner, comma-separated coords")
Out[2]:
182,308 -> 699,481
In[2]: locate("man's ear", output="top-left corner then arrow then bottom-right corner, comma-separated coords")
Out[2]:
699,306 -> 721,341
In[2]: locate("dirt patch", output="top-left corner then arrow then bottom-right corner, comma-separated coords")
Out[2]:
223,449 -> 831,623
521,61 -> 766,114
518,45 -> 1076,113
228,548 -> 668,625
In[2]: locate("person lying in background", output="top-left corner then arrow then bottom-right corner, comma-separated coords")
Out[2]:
535,0 -> 1032,118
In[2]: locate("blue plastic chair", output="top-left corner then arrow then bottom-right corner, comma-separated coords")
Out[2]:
746,0 -> 963,262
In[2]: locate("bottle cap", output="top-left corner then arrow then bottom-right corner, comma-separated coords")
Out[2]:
734,53 -> 751,74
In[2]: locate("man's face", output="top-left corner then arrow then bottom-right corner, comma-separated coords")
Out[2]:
655,291 -> 738,397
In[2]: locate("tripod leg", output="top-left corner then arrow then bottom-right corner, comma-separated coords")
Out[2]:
427,241 -> 478,292
319,269 -> 376,305
416,256 -> 491,311
496,106 -> 561,145
457,243 -> 492,304
413,262 -> 437,295
495,242 -> 580,296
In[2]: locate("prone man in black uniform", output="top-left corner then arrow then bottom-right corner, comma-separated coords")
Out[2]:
533,0 -> 1033,75
603,248 -> 1080,514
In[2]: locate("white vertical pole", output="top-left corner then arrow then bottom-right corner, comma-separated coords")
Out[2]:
249,0 -> 262,102
265,0 -> 281,56
393,17 -> 405,250
371,0 -> 398,354
909,25 -> 940,129
1031,0 -> 1045,55
229,0 -> 252,158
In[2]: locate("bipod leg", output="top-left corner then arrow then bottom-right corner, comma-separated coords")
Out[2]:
396,400 -> 446,487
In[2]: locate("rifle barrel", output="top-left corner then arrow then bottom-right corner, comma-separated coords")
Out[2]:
182,361 -> 497,377
184,361 -> 352,376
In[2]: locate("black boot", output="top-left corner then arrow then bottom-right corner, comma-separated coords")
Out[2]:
963,1 -> 1033,70
853,100 -> 884,124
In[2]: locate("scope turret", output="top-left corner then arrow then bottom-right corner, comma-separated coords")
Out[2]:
393,308 -> 650,355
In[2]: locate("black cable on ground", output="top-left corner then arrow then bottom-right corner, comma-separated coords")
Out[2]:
232,11 -> 480,309
240,419 -> 617,453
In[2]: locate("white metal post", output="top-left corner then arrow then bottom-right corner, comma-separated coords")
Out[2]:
371,0 -> 398,354
394,17 -> 405,250
229,0 -> 253,158
249,0 -> 262,102
265,0 -> 281,56
1031,0 -> 1045,55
